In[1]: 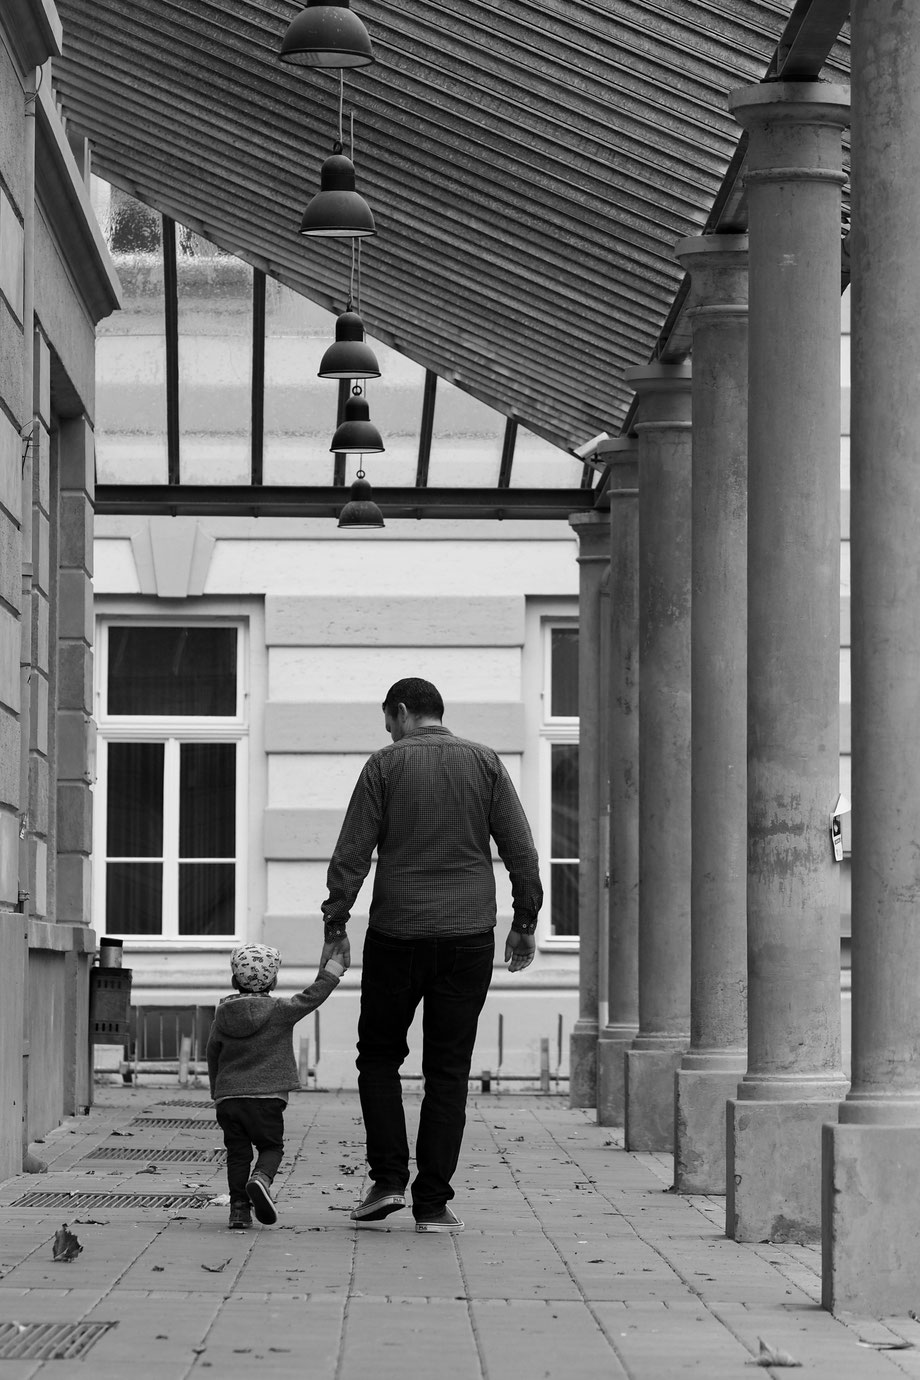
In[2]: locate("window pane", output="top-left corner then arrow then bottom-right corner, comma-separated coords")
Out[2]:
427,378 -> 505,486
177,226 -> 252,484
551,743 -> 579,858
180,744 -> 236,858
551,861 -> 579,937
108,627 -> 237,715
92,179 -> 168,484
106,742 -> 164,856
179,863 -> 236,936
551,628 -> 579,716
107,862 -> 163,935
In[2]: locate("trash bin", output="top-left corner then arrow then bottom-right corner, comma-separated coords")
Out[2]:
89,966 -> 132,1045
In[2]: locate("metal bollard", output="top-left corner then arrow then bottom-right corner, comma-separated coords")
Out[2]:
299,1037 -> 311,1088
177,1034 -> 191,1087
540,1037 -> 551,1093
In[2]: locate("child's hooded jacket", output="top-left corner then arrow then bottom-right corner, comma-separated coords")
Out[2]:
207,970 -> 339,1100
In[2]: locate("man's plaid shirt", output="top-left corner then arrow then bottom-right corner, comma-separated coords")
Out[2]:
322,726 -> 543,938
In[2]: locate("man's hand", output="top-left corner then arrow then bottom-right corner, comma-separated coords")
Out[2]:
504,928 -> 535,972
320,935 -> 351,974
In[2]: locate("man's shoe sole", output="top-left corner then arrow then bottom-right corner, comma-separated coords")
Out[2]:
246,1178 -> 277,1225
351,1193 -> 406,1222
414,1214 -> 464,1233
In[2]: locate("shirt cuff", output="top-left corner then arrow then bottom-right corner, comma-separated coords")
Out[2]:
511,918 -> 537,935
324,921 -> 348,941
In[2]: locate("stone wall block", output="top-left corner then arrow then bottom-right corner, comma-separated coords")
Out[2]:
56,781 -> 92,854
59,492 -> 93,571
57,568 -> 92,642
0,416 -> 22,522
0,708 -> 19,806
29,670 -> 47,755
55,852 -> 92,926
57,641 -> 92,713
0,606 -> 19,709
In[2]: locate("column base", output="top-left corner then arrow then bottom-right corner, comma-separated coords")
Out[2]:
675,1064 -> 743,1193
596,1025 -> 636,1126
727,1097 -> 838,1243
569,1020 -> 598,1108
822,1121 -> 920,1315
624,1044 -> 684,1151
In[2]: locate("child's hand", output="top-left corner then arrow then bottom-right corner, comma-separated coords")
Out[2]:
320,935 -> 351,974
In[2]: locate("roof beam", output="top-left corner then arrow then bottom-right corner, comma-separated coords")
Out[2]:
94,485 -> 599,522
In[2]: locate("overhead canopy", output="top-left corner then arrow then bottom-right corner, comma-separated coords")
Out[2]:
53,0 -> 850,489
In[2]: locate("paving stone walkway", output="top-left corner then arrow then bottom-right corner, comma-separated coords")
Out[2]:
0,1084 -> 919,1378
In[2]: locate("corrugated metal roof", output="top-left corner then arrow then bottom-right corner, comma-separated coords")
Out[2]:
53,0 -> 849,458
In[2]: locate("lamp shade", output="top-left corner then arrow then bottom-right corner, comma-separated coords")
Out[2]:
318,311 -> 381,379
300,154 -> 376,238
330,395 -> 385,453
279,1 -> 374,68
338,475 -> 384,528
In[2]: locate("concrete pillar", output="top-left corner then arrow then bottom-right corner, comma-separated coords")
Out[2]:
673,236 -> 749,1192
623,363 -> 692,1152
568,511 -> 611,1107
727,82 -> 849,1243
597,439 -> 639,1126
823,1 -> 920,1316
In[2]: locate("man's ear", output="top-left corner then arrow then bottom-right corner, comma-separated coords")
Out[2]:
397,702 -> 409,724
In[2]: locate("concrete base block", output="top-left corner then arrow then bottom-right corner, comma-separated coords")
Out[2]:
625,1045 -> 684,1152
822,1122 -> 920,1315
727,1097 -> 837,1243
596,1029 -> 634,1126
569,1021 -> 598,1108
675,1067 -> 739,1193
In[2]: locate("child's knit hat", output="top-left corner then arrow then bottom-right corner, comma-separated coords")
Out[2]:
231,943 -> 281,993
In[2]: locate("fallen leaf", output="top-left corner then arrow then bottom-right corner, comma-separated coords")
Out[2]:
52,1224 -> 82,1263
201,1259 -> 231,1273
754,1338 -> 801,1368
74,1218 -> 108,1225
138,1166 -> 158,1175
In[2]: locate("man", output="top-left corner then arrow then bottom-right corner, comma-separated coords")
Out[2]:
320,677 -> 542,1233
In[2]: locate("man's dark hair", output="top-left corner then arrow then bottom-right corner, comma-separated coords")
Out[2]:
382,677 -> 444,720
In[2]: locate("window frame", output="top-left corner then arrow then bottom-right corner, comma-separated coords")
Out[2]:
539,617 -> 580,951
94,617 -> 249,947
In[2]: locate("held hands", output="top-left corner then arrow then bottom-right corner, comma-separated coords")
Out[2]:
320,935 -> 351,977
504,928 -> 535,973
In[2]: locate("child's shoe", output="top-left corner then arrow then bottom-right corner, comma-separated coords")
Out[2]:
246,1170 -> 277,1225
228,1201 -> 252,1230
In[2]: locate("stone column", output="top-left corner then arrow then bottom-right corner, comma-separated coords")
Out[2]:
673,236 -> 749,1192
726,82 -> 849,1243
597,439 -> 639,1126
823,1 -> 920,1316
568,511 -> 611,1108
623,363 -> 692,1152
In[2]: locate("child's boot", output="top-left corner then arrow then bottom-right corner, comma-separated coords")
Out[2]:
246,1170 -> 277,1225
229,1200 -> 252,1229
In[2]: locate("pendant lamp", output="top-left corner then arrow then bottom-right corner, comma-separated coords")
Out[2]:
300,153 -> 376,237
330,393 -> 384,453
279,0 -> 374,68
337,472 -> 385,529
319,310 -> 380,379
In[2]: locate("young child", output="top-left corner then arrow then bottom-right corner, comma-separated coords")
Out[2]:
207,942 -> 345,1229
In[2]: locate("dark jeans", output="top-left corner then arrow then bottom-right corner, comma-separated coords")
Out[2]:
356,927 -> 495,1218
215,1097 -> 286,1205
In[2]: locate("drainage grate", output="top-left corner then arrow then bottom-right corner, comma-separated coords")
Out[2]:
10,1190 -> 212,1209
155,1099 -> 214,1108
0,1321 -> 116,1360
82,1146 -> 225,1164
131,1116 -> 215,1129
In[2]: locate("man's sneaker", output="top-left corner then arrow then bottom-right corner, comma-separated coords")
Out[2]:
246,1171 -> 277,1225
351,1184 -> 407,1222
414,1206 -> 464,1234
228,1202 -> 251,1230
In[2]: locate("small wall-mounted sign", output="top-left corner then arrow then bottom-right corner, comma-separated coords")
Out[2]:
830,794 -> 851,863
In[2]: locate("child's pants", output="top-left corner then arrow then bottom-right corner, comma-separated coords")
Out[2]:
215,1097 -> 285,1204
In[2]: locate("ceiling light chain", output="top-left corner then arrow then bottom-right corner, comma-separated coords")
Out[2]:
279,1 -> 385,527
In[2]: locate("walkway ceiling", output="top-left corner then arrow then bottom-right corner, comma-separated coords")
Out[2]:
53,0 -> 850,511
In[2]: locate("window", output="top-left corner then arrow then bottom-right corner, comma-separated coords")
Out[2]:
96,622 -> 247,942
542,622 -> 579,943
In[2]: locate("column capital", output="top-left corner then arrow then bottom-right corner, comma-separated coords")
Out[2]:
597,437 -> 638,493
569,509 -> 611,561
674,235 -> 748,319
624,361 -> 692,429
729,81 -> 850,131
